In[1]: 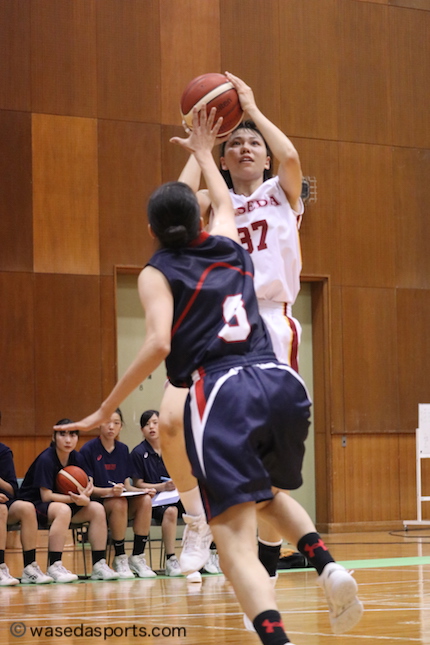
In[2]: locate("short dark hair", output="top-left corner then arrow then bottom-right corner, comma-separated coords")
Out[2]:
148,182 -> 200,249
219,120 -> 273,189
51,418 -> 79,447
140,409 -> 159,428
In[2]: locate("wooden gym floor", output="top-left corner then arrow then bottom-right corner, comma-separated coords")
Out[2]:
1,529 -> 430,645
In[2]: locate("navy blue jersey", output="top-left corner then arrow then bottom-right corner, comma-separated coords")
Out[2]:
0,443 -> 18,500
130,440 -> 170,484
79,437 -> 132,487
147,231 -> 274,387
18,446 -> 85,503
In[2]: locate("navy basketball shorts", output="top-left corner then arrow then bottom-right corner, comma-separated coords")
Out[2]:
183,361 -> 311,521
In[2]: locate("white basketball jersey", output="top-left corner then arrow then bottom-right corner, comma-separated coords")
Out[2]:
230,177 -> 304,304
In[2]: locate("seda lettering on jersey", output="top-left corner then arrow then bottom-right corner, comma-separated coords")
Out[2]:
235,194 -> 281,215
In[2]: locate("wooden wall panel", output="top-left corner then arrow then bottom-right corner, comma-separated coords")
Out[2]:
34,274 -> 103,434
279,0 -> 340,140
0,110 -> 33,272
30,0 -> 97,117
330,286 -> 346,435
101,275 -> 117,402
310,279 -> 331,526
32,114 -> 99,275
393,147 -> 430,289
296,138 -> 341,281
331,435 -> 347,524
397,288 -> 430,431
0,273 -> 35,436
220,0 -> 281,127
390,0 -> 430,12
96,0 -> 160,122
341,435 -> 401,523
389,7 -> 430,148
342,287 -> 399,433
339,2 -> 391,145
98,121 -> 161,274
398,434 -> 419,522
338,143 -> 395,288
159,0 -> 221,125
0,0 -> 31,111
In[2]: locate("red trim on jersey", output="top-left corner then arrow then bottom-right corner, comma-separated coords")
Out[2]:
194,368 -> 207,421
171,261 -> 254,337
284,303 -> 299,373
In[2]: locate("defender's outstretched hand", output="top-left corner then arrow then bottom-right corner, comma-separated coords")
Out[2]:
171,106 -> 222,155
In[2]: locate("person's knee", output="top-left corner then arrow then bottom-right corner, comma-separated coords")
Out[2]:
14,501 -> 36,522
164,506 -> 178,522
0,504 -> 8,522
88,501 -> 106,521
49,502 -> 72,526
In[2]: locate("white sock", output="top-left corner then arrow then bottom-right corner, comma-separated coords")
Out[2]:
180,486 -> 205,517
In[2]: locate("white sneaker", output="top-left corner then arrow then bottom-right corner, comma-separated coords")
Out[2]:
21,562 -> 53,584
0,563 -> 19,586
47,561 -> 78,583
179,514 -> 212,575
318,562 -> 364,634
186,570 -> 202,583
90,559 -> 118,581
112,554 -> 135,579
165,556 -> 182,577
243,574 -> 278,631
203,549 -> 221,574
128,554 -> 156,578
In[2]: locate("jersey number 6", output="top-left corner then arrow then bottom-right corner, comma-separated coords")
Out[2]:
218,294 -> 251,343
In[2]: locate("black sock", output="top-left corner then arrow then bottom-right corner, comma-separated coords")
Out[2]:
209,541 -> 216,550
258,540 -> 282,577
166,553 -> 175,560
92,550 -> 106,566
0,550 -> 4,565
297,532 -> 334,575
253,610 -> 289,645
113,539 -> 126,557
48,551 -> 62,566
23,549 -> 36,568
133,535 -> 148,556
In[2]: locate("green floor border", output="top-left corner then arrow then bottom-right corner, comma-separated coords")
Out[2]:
278,556 -> 430,572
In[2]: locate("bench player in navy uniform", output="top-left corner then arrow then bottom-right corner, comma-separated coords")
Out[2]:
79,408 -> 157,579
19,421 -> 117,582
131,409 -> 183,577
56,107 -> 363,644
0,442 -> 52,585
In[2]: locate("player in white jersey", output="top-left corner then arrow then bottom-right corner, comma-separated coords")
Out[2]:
158,73 -> 306,594
221,173 -> 303,369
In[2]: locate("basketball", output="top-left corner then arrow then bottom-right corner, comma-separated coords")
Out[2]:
56,465 -> 88,495
180,73 -> 243,137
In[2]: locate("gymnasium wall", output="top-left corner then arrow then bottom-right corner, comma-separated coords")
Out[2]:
1,0 -> 429,530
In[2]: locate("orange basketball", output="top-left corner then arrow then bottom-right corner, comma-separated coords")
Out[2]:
56,465 -> 88,495
180,73 -> 243,137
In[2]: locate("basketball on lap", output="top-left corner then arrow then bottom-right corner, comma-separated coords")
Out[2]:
180,73 -> 243,137
56,465 -> 88,495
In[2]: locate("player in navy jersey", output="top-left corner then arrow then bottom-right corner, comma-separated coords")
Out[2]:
0,442 -> 53,585
19,421 -> 117,582
79,408 -> 157,578
131,410 -> 184,577
56,107 -> 363,644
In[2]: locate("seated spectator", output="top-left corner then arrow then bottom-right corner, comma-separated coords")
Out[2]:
19,420 -> 117,583
131,410 -> 183,577
1,442 -> 52,585
79,409 -> 156,579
